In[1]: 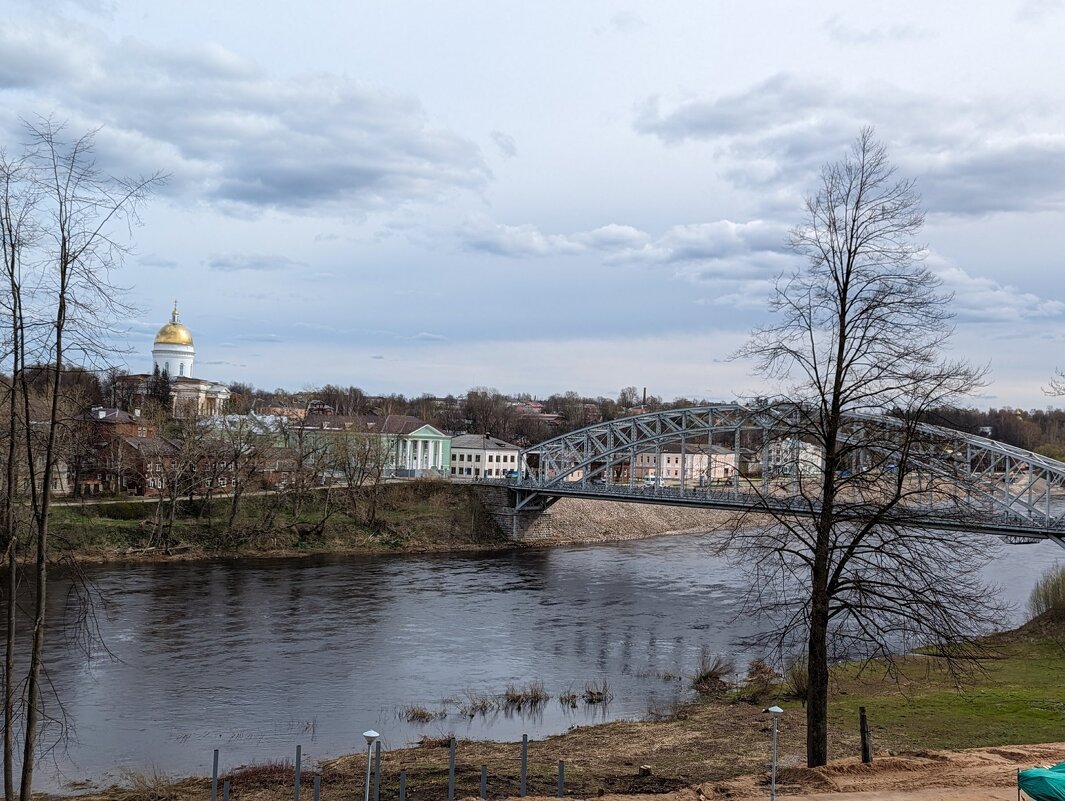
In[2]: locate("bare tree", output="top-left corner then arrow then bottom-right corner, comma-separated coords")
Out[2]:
730,128 -> 997,767
0,120 -> 162,799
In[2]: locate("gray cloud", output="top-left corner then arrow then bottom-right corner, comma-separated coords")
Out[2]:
207,253 -> 303,272
0,26 -> 489,215
139,254 -> 178,269
633,75 -> 1065,218
490,130 -> 517,158
461,217 -> 789,268
823,15 -> 932,44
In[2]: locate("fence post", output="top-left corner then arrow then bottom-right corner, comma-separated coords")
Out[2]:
859,706 -> 872,764
223,778 -> 231,801
374,741 -> 382,801
557,761 -> 564,798
399,770 -> 407,801
295,744 -> 302,801
448,737 -> 457,801
480,765 -> 487,801
520,734 -> 528,797
313,774 -> 321,801
211,749 -> 219,801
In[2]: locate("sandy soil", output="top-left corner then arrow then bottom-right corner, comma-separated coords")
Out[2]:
505,742 -> 1065,801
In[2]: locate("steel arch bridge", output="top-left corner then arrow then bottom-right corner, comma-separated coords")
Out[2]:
500,404 -> 1065,547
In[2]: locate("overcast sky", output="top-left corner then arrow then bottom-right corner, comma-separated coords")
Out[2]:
3,1 -> 1064,407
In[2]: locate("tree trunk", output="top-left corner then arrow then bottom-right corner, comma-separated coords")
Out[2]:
806,553 -> 831,767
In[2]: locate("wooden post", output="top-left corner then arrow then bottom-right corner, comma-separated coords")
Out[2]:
859,706 -> 873,764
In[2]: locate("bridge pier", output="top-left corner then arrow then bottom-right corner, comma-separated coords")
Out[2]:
473,485 -> 555,542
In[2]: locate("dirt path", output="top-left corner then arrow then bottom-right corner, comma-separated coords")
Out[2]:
509,742 -> 1065,801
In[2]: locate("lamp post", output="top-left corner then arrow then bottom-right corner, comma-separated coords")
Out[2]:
765,706 -> 783,801
363,730 -> 380,801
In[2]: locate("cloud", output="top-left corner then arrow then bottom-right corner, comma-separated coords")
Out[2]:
139,254 -> 178,269
371,354 -> 385,360
460,216 -> 789,269
823,15 -> 932,44
490,130 -> 517,158
234,333 -> 283,342
929,257 -> 1065,322
206,253 -> 303,272
0,24 -> 489,216
632,75 -> 1065,218
1015,0 -> 1064,22
410,331 -> 447,341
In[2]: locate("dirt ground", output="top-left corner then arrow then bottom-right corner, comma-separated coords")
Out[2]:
510,742 -> 1065,801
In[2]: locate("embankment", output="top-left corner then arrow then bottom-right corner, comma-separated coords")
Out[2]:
51,480 -> 730,562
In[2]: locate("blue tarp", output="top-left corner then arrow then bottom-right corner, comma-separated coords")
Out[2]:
1020,761 -> 1065,801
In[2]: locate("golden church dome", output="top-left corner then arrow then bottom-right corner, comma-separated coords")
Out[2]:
154,303 -> 194,346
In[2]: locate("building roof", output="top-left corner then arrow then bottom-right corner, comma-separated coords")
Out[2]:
154,303 -> 194,346
451,433 -> 518,450
86,407 -> 143,425
121,436 -> 178,457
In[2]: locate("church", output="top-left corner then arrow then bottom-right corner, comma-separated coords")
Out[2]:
120,303 -> 230,416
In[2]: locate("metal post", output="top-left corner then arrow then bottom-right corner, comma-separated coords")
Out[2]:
557,761 -> 564,798
211,749 -> 219,801
859,706 -> 872,764
223,778 -> 231,801
448,737 -> 456,801
480,765 -> 487,801
770,715 -> 779,801
364,741 -> 374,801
399,771 -> 406,801
313,775 -> 320,801
520,734 -> 528,797
374,741 -> 382,801
295,745 -> 302,801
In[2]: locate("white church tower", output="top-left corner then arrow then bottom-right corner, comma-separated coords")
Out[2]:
152,301 -> 195,378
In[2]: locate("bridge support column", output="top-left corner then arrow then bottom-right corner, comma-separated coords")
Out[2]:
472,485 -> 555,542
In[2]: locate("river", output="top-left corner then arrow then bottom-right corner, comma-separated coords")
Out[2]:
15,532 -> 1065,791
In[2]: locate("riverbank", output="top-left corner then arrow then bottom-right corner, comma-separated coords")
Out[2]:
49,611 -> 1065,801
49,480 -> 737,563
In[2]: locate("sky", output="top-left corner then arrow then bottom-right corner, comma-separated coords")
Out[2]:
2,0 -> 1065,407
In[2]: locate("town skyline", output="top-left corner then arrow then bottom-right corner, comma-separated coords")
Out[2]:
4,1 -> 1064,406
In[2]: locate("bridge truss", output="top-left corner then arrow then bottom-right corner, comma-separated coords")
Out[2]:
511,405 -> 1065,547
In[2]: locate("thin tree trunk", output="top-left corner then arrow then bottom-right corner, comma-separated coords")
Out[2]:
19,272 -> 66,801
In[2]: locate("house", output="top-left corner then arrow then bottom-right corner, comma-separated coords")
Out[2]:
75,407 -> 179,496
631,444 -> 739,484
298,413 -> 451,476
449,433 -> 522,478
764,438 -> 824,476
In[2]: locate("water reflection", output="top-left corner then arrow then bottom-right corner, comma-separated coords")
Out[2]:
9,532 -> 1062,790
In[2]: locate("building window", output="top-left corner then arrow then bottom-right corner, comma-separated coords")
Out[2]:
450,467 -> 456,474
179,362 -> 184,376
475,454 -> 481,462
137,426 -> 146,437
451,453 -> 456,461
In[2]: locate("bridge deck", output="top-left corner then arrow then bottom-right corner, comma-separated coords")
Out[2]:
481,479 -> 1065,546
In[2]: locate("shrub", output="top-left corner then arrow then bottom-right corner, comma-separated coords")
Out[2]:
459,690 -> 494,718
582,679 -> 612,704
502,679 -> 549,709
783,657 -> 808,704
99,502 -> 153,520
735,658 -> 779,704
1029,565 -> 1065,618
691,652 -> 734,696
400,704 -> 445,723
118,767 -> 177,801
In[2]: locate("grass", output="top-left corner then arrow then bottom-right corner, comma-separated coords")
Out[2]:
400,704 -> 446,723
502,679 -> 550,709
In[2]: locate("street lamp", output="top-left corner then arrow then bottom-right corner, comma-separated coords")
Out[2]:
764,706 -> 783,801
363,730 -> 380,801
